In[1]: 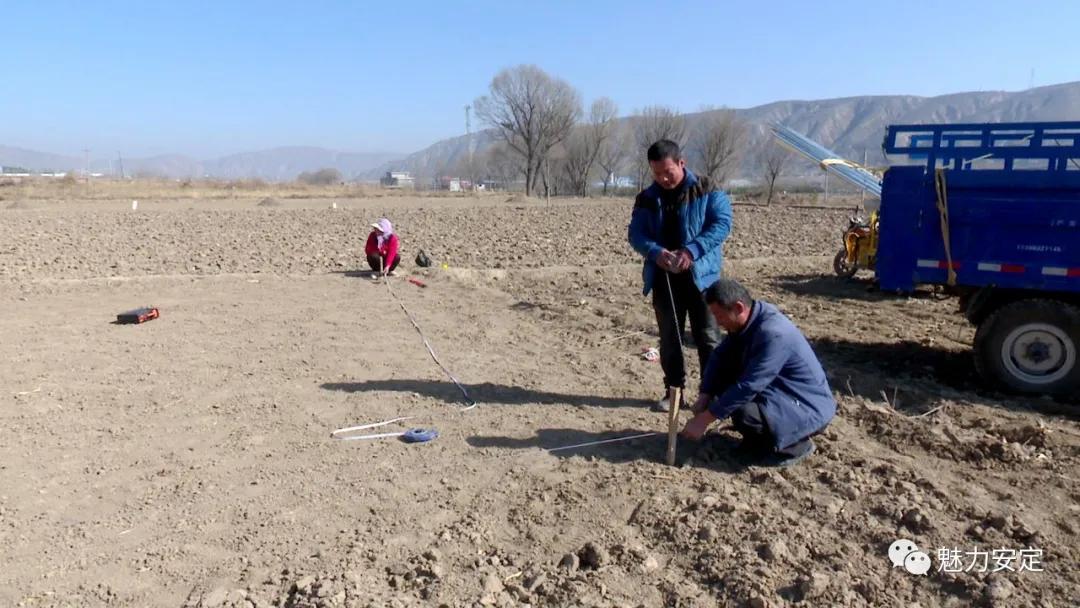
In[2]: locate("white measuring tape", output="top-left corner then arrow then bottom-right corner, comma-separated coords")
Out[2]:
332,416 -> 417,441
334,413 -> 662,452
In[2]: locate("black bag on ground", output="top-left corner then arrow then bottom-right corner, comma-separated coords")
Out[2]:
415,249 -> 432,268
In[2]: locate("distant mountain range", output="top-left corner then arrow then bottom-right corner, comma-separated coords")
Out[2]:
5,81 -> 1078,181
366,80 -> 1080,180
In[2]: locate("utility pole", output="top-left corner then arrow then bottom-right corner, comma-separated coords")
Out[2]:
117,152 -> 125,179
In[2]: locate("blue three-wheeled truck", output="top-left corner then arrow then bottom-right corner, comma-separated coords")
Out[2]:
872,122 -> 1080,397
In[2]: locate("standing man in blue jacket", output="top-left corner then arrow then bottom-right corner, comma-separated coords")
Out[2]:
681,279 -> 836,467
629,139 -> 733,412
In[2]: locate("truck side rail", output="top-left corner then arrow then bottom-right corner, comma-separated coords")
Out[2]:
884,122 -> 1080,173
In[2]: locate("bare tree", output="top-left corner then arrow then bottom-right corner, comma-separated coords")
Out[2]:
482,141 -> 525,191
298,168 -> 343,185
632,105 -> 686,188
474,65 -> 582,196
559,97 -> 619,196
760,144 -> 791,205
596,123 -> 630,195
634,105 -> 686,147
557,131 -> 591,196
548,141 -> 574,196
692,107 -> 747,187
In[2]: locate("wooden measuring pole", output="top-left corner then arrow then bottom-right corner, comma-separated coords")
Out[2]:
665,386 -> 682,466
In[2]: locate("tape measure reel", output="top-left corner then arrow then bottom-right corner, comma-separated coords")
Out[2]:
402,428 -> 438,443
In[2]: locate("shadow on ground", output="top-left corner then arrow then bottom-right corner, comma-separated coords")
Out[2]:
772,273 -> 943,302
329,270 -> 381,279
811,336 -> 1079,416
465,427 -> 752,471
814,336 -> 977,389
322,379 -> 654,409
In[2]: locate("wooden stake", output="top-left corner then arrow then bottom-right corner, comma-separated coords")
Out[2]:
665,386 -> 682,466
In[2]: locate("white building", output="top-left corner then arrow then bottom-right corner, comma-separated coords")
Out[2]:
380,171 -> 415,188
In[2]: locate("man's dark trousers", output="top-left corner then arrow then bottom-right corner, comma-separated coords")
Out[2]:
652,270 -> 720,390
731,400 -> 815,458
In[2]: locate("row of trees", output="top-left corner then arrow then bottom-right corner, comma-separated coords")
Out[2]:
297,168 -> 343,185
470,64 -> 791,201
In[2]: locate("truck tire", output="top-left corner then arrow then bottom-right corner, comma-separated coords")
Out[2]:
833,248 -> 858,279
973,299 -> 1080,396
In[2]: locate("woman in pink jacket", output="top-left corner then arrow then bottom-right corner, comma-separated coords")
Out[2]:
364,218 -> 400,276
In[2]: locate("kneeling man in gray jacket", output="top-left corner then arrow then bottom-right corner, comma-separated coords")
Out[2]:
681,279 -> 836,467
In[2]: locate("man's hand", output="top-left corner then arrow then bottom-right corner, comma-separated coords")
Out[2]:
680,410 -> 717,441
690,393 -> 711,414
656,249 -> 676,271
672,249 -> 693,272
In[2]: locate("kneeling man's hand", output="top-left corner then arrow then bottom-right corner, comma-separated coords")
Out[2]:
690,393 -> 710,414
680,410 -> 717,441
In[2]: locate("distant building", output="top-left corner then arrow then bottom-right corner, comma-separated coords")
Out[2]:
0,166 -> 31,177
434,176 -> 472,191
380,171 -> 415,188
593,175 -> 635,188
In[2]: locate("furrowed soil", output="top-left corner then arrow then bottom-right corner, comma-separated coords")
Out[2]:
1,194 -> 1076,608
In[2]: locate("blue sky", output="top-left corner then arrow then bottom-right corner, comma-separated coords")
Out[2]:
3,1 -> 1078,158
